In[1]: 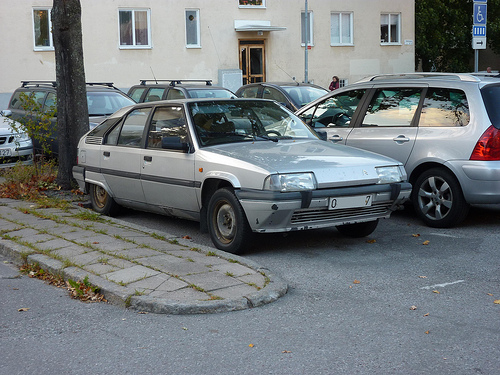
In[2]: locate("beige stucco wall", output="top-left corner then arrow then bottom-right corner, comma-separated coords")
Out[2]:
0,0 -> 414,108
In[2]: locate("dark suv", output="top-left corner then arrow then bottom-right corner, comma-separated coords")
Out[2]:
2,81 -> 135,154
127,79 -> 235,103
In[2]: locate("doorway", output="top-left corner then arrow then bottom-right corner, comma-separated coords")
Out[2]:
239,40 -> 265,84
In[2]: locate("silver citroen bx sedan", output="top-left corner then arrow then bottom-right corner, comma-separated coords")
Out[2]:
73,98 -> 411,253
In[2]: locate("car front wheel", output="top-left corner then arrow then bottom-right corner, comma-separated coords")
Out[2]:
336,220 -> 379,238
207,188 -> 252,254
90,184 -> 120,216
412,168 -> 469,228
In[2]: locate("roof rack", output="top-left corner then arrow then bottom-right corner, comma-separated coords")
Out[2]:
21,81 -> 57,88
356,73 -> 481,83
86,82 -> 115,87
139,79 -> 213,86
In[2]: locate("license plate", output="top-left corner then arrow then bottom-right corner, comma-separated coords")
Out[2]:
329,195 -> 373,210
0,149 -> 12,157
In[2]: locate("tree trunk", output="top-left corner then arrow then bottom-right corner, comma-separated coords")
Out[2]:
52,0 -> 88,190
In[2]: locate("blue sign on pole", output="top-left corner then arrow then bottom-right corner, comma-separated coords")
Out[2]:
474,4 -> 487,25
473,25 -> 486,37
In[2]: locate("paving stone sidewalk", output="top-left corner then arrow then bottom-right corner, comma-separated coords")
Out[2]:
0,198 -> 287,314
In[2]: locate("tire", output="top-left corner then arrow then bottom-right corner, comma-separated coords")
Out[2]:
336,219 -> 379,238
411,168 -> 469,228
207,188 -> 252,254
89,184 -> 120,216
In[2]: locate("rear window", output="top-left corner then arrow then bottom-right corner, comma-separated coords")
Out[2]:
481,84 -> 500,129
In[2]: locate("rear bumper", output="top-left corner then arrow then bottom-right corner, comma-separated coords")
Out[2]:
236,182 -> 412,233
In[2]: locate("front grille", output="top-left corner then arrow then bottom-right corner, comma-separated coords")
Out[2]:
85,136 -> 103,145
290,203 -> 391,225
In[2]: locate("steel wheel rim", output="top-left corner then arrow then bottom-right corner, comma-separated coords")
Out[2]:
417,175 -> 453,221
93,186 -> 108,209
213,201 -> 236,244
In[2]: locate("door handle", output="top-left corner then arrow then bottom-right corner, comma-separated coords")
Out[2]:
393,135 -> 410,144
103,151 -> 110,157
144,156 -> 152,162
330,134 -> 343,142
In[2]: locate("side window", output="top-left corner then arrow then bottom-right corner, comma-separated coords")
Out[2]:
419,88 -> 470,127
239,87 -> 259,98
11,90 -> 48,110
262,87 -> 288,105
148,106 -> 187,149
144,88 -> 166,102
44,92 -> 56,112
299,89 -> 366,128
129,87 -> 147,102
166,89 -> 186,100
117,108 -> 152,147
361,88 -> 422,127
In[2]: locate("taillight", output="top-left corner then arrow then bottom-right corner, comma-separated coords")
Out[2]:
470,125 -> 500,160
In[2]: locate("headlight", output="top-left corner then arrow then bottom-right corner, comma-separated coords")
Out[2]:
14,132 -> 31,142
376,166 -> 403,184
264,172 -> 317,192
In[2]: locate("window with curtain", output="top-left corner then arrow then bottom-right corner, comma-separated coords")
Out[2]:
380,13 -> 400,44
33,8 -> 53,50
331,12 -> 353,45
186,9 -> 200,47
119,9 -> 151,48
301,11 -> 314,46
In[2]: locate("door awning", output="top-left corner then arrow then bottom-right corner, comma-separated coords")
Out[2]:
234,20 -> 286,32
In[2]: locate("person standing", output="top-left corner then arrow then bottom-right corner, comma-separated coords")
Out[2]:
329,76 -> 339,91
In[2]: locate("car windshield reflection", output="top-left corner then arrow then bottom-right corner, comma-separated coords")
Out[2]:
188,100 -> 317,146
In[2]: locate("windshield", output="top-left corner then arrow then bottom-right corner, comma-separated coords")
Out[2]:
188,100 -> 318,146
188,89 -> 234,99
281,86 -> 328,108
87,91 -> 135,116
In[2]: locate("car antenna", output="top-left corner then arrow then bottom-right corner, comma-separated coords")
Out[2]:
275,63 -> 296,82
150,66 -> 158,84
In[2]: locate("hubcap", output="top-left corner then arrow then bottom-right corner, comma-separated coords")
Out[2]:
417,176 -> 453,221
214,202 -> 236,243
93,186 -> 107,209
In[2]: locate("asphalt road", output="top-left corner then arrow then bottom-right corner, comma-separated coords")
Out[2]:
1,204 -> 499,374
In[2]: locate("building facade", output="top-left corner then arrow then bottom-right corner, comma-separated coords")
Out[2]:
0,0 -> 415,108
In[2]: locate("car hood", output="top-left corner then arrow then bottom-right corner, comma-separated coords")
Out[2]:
202,139 -> 404,188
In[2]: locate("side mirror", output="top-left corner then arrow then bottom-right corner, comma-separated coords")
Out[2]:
315,130 -> 328,141
161,136 -> 189,152
0,109 -> 12,117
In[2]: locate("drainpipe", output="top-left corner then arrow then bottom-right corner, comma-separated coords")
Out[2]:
304,0 -> 309,83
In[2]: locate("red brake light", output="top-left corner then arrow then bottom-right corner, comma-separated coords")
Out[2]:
470,125 -> 500,161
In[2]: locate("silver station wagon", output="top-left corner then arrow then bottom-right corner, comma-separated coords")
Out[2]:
73,98 -> 411,253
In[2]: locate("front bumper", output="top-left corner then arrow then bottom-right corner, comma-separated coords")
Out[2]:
236,182 -> 412,233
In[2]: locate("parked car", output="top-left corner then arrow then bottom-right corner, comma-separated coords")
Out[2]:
127,79 -> 235,103
0,112 -> 33,168
2,81 -> 135,154
296,72 -> 500,228
235,82 -> 328,112
72,98 -> 411,253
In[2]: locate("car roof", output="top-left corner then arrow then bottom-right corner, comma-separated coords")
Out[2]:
18,81 -> 124,92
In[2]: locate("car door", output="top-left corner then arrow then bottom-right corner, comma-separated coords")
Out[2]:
345,86 -> 425,166
298,88 -> 368,144
141,105 -> 199,216
100,107 -> 151,203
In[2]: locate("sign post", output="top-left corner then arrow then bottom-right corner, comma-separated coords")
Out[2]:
473,0 -> 487,72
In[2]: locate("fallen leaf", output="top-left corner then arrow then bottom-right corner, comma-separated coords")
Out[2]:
433,290 -> 440,294
419,276 -> 427,279
138,311 -> 148,314
18,308 -> 30,312
182,235 -> 192,239
366,239 -> 376,243
249,344 -> 254,348
423,313 -> 430,317
282,350 -> 292,353
410,305 -> 417,310
92,242 -> 99,244
182,327 -> 188,330
494,300 -> 500,305
425,330 -> 430,334
423,240 -> 430,245
487,293 -> 493,296
412,234 -> 420,237
353,280 -> 361,284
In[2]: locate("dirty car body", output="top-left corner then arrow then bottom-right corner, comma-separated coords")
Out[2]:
73,98 -> 411,253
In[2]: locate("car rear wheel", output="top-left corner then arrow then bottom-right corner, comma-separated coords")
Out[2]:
207,188 -> 252,254
336,219 -> 379,238
412,168 -> 469,228
90,184 -> 120,216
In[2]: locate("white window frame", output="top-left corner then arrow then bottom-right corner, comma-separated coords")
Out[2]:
380,13 -> 401,45
238,0 -> 266,9
118,8 -> 152,49
331,12 -> 353,46
301,11 -> 314,47
33,7 -> 53,51
185,9 -> 201,48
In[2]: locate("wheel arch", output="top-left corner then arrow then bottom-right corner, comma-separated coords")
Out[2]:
199,178 -> 236,233
408,162 -> 458,188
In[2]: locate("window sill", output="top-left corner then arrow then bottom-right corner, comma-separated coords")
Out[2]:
119,45 -> 152,50
34,47 -> 54,52
380,43 -> 402,46
331,43 -> 354,47
186,45 -> 201,49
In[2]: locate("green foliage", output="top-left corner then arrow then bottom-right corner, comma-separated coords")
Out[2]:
9,92 -> 57,157
416,0 -> 474,72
